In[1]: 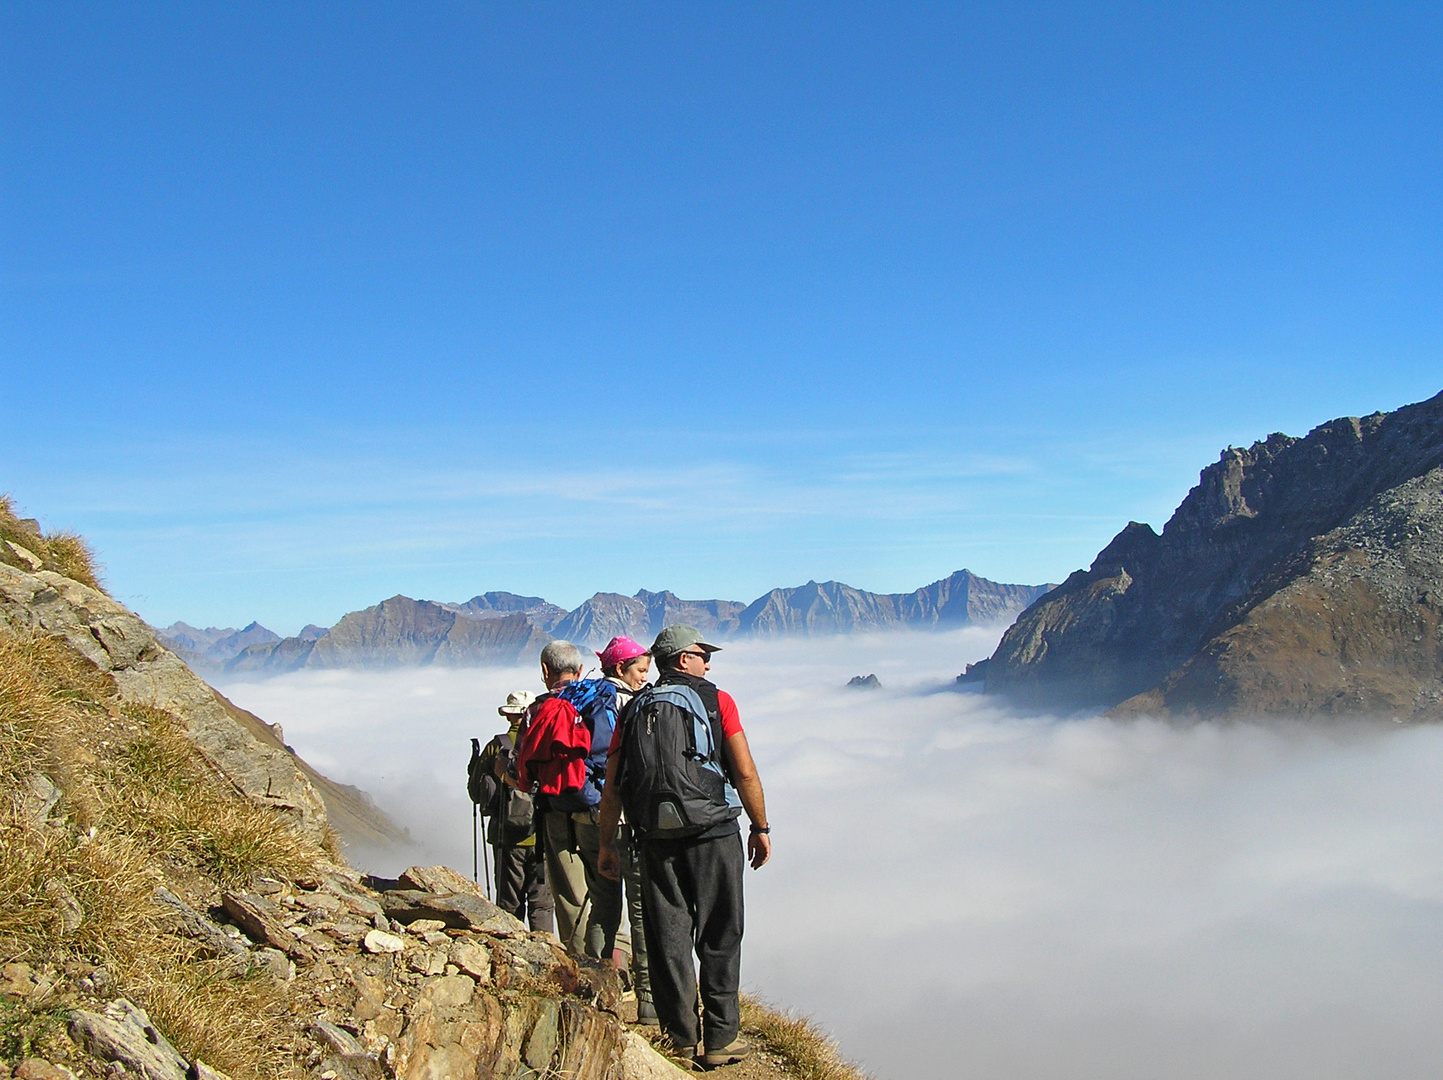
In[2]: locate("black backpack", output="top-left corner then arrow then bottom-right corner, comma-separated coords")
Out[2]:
616,682 -> 741,839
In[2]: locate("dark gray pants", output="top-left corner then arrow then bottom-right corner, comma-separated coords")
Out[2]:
640,830 -> 745,1052
494,843 -> 554,933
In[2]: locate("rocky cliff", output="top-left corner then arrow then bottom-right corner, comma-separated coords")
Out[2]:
986,390 -> 1443,719
0,507 -> 406,852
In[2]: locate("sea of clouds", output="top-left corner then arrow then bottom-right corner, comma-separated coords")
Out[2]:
219,628 -> 1443,1080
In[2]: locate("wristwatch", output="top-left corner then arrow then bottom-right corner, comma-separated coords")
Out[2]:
749,823 -> 770,835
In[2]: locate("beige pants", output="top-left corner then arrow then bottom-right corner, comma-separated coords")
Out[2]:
541,809 -> 590,953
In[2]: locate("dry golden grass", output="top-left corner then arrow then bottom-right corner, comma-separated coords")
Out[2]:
0,627 -> 331,1078
0,495 -> 102,591
105,703 -> 325,888
741,995 -> 873,1080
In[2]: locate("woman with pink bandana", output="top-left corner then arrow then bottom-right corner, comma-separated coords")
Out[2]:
596,635 -> 657,1024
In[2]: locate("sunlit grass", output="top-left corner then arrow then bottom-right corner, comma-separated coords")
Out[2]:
0,496 -> 102,590
0,628 -> 328,1077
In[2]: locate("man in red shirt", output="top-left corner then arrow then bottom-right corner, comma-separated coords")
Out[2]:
598,625 -> 771,1070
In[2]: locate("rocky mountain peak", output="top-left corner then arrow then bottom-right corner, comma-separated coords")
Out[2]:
986,389 -> 1443,718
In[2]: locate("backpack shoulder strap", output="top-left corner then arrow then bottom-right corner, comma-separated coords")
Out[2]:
643,684 -> 717,760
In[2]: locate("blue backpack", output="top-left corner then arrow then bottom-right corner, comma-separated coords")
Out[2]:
546,678 -> 619,813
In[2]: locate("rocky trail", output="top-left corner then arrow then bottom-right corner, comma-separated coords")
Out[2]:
2,859 -> 831,1080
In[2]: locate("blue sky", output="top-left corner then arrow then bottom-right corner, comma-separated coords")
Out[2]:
3,2 -> 1440,634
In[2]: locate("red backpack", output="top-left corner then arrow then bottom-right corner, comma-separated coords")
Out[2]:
515,695 -> 591,797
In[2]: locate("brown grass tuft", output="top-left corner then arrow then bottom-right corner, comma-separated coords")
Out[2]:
0,495 -> 103,590
741,995 -> 872,1080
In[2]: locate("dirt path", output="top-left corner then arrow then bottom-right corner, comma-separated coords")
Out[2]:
621,995 -> 864,1078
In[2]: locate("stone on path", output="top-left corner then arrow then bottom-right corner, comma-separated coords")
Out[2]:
379,890 -> 525,937
221,891 -> 315,962
363,929 -> 406,954
618,1032 -> 694,1080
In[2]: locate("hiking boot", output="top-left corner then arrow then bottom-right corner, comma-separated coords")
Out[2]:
636,1000 -> 659,1026
700,1038 -> 752,1068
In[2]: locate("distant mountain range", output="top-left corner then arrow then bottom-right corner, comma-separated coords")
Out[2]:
163,569 -> 1053,676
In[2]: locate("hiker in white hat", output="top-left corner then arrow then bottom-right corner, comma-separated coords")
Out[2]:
469,690 -> 553,931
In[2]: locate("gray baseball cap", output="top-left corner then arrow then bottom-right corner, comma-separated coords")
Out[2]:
651,624 -> 722,659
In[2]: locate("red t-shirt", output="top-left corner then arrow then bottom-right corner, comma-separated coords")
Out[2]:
608,688 -> 743,755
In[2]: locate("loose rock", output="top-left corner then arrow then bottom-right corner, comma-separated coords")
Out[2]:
14,1061 -> 79,1080
313,1021 -> 366,1057
395,866 -> 480,897
20,773 -> 62,824
152,888 -> 249,961
68,1000 -> 190,1080
363,930 -> 405,955
44,880 -> 83,934
379,891 -> 525,937
221,891 -> 315,962
619,1032 -> 694,1079
447,940 -> 491,983
418,974 -> 474,1010
251,948 -> 294,982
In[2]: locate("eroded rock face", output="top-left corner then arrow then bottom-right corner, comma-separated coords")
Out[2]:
0,564 -> 329,839
987,391 -> 1443,719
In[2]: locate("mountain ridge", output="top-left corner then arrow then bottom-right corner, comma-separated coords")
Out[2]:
217,569 -> 1053,675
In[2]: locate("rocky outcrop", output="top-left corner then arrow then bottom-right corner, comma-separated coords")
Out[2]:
0,563 -> 330,841
25,866 -> 682,1080
987,391 -> 1443,719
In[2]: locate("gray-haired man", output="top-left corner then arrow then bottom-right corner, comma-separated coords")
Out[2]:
512,640 -> 593,952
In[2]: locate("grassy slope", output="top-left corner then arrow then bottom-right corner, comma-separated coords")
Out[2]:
0,496 -> 337,1078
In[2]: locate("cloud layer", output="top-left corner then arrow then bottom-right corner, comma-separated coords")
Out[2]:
220,629 -> 1443,1080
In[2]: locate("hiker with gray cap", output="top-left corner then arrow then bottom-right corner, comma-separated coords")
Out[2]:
597,625 -> 771,1070
470,690 -> 554,932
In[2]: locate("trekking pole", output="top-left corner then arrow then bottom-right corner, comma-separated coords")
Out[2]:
481,816 -> 493,901
472,801 -> 480,884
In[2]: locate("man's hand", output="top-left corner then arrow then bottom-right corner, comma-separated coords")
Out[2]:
747,830 -> 771,870
598,843 -> 621,881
